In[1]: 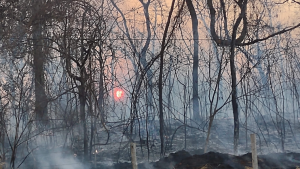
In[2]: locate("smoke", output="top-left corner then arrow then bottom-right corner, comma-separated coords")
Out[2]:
33,147 -> 87,169
14,127 -> 89,169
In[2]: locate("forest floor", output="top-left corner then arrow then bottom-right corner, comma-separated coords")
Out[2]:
94,150 -> 300,169
91,118 -> 300,169
18,118 -> 300,169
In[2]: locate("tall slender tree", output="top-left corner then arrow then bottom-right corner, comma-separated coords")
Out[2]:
186,0 -> 201,125
207,0 -> 300,154
32,0 -> 48,127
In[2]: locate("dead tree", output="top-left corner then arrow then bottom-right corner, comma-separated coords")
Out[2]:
207,0 -> 300,154
31,0 -> 48,128
186,0 -> 201,125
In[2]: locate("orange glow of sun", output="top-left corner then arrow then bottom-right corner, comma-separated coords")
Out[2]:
114,88 -> 124,100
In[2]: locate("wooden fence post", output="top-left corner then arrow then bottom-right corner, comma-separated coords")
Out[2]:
130,142 -> 138,169
250,134 -> 258,169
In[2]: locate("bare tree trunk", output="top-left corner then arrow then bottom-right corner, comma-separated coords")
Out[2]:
230,44 -> 239,155
10,121 -> 19,169
158,40 -> 164,157
186,0 -> 200,125
229,1 -> 248,154
32,0 -> 48,127
79,85 -> 88,162
158,0 -> 178,156
204,116 -> 214,153
98,46 -> 105,124
207,0 -> 248,154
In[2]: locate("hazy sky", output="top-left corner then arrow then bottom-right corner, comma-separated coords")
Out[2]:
118,0 -> 299,28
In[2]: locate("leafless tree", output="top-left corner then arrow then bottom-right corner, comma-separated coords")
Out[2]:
186,0 -> 201,125
206,0 -> 300,154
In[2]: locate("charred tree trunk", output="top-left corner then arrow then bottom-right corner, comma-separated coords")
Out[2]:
229,41 -> 239,154
32,0 -> 48,127
204,116 -> 214,153
186,0 -> 200,125
98,70 -> 105,123
228,0 -> 248,154
158,49 -> 164,157
10,122 -> 19,169
79,83 -> 88,162
207,0 -> 248,154
158,0 -> 178,156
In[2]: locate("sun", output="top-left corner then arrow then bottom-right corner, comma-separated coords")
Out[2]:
114,88 -> 124,100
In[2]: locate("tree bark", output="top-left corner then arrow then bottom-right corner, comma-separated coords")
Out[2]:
207,0 -> 248,154
159,52 -> 164,156
158,0 -> 178,156
186,0 -> 201,125
230,43 -> 239,154
204,116 -> 213,153
32,0 -> 48,127
229,0 -> 248,154
79,84 -> 88,162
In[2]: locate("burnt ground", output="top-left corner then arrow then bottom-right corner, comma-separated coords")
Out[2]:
90,119 -> 300,169
175,151 -> 300,169
9,119 -> 300,169
93,150 -> 300,169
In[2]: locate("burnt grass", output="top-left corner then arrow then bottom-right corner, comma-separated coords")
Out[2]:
175,151 -> 300,169
90,119 -> 300,169
94,150 -> 300,169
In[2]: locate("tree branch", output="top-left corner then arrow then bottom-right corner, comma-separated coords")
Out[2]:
238,22 -> 300,46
